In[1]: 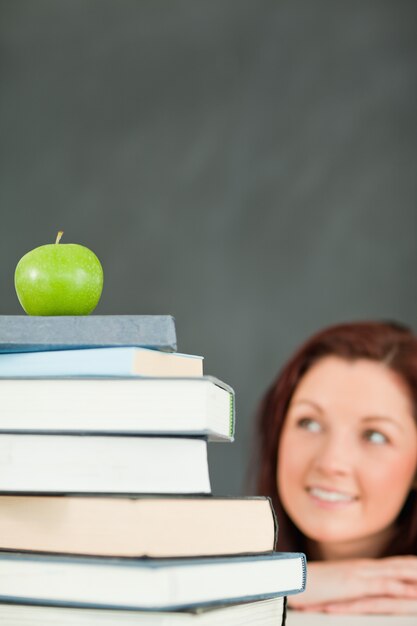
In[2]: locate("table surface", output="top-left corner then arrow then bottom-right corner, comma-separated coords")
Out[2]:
287,609 -> 416,625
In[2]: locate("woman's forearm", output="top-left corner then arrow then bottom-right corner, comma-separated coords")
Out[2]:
288,556 -> 417,612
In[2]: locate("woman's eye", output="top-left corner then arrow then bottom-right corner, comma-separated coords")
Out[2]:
296,417 -> 322,433
363,429 -> 389,445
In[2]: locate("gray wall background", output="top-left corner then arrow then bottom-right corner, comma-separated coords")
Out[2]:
1,0 -> 416,495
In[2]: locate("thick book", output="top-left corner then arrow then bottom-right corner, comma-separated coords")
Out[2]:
0,597 -> 287,625
0,347 -> 203,377
0,376 -> 234,442
0,495 -> 276,558
0,315 -> 177,353
0,551 -> 306,610
0,435 -> 210,494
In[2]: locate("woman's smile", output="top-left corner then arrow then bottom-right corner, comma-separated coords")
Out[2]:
306,485 -> 358,508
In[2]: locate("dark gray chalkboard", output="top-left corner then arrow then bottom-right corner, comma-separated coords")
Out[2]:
1,0 -> 416,494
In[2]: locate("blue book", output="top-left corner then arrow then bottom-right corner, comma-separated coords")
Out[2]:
0,347 -> 203,377
0,551 -> 306,611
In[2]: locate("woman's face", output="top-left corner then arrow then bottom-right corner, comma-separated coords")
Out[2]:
277,356 -> 417,560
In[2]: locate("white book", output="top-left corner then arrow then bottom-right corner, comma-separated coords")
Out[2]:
0,376 -> 234,442
0,597 -> 287,626
0,552 -> 306,610
0,435 -> 210,494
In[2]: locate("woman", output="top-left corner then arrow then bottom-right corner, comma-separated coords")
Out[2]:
255,321 -> 417,614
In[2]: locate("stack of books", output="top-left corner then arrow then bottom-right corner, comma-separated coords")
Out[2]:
0,315 -> 306,625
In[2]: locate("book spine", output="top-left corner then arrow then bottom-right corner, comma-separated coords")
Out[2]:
267,497 -> 279,550
281,597 -> 287,626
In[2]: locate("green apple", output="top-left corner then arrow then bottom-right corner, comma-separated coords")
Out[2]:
15,231 -> 104,315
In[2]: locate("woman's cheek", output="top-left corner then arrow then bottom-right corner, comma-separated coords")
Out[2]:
278,429 -> 310,482
364,449 -> 417,500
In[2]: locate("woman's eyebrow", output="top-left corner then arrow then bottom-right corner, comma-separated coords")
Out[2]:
290,399 -> 323,412
361,415 -> 403,431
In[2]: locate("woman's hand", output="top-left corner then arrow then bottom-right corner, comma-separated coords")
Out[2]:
288,556 -> 417,613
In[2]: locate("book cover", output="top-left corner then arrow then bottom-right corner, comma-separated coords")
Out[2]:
0,315 -> 177,353
0,551 -> 306,610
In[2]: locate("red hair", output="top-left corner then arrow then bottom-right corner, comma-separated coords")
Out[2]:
254,321 -> 417,557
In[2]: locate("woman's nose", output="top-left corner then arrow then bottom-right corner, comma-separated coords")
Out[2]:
312,432 -> 353,476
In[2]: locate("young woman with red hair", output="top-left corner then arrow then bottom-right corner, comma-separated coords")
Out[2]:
255,321 -> 417,614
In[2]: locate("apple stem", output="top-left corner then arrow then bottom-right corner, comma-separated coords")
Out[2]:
55,231 -> 64,244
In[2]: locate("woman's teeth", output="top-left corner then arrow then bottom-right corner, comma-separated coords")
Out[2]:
308,487 -> 355,502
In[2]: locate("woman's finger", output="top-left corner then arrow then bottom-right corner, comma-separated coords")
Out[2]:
360,556 -> 417,582
322,596 -> 417,615
367,578 -> 417,598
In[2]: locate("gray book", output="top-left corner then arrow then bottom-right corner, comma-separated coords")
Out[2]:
0,315 -> 177,353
